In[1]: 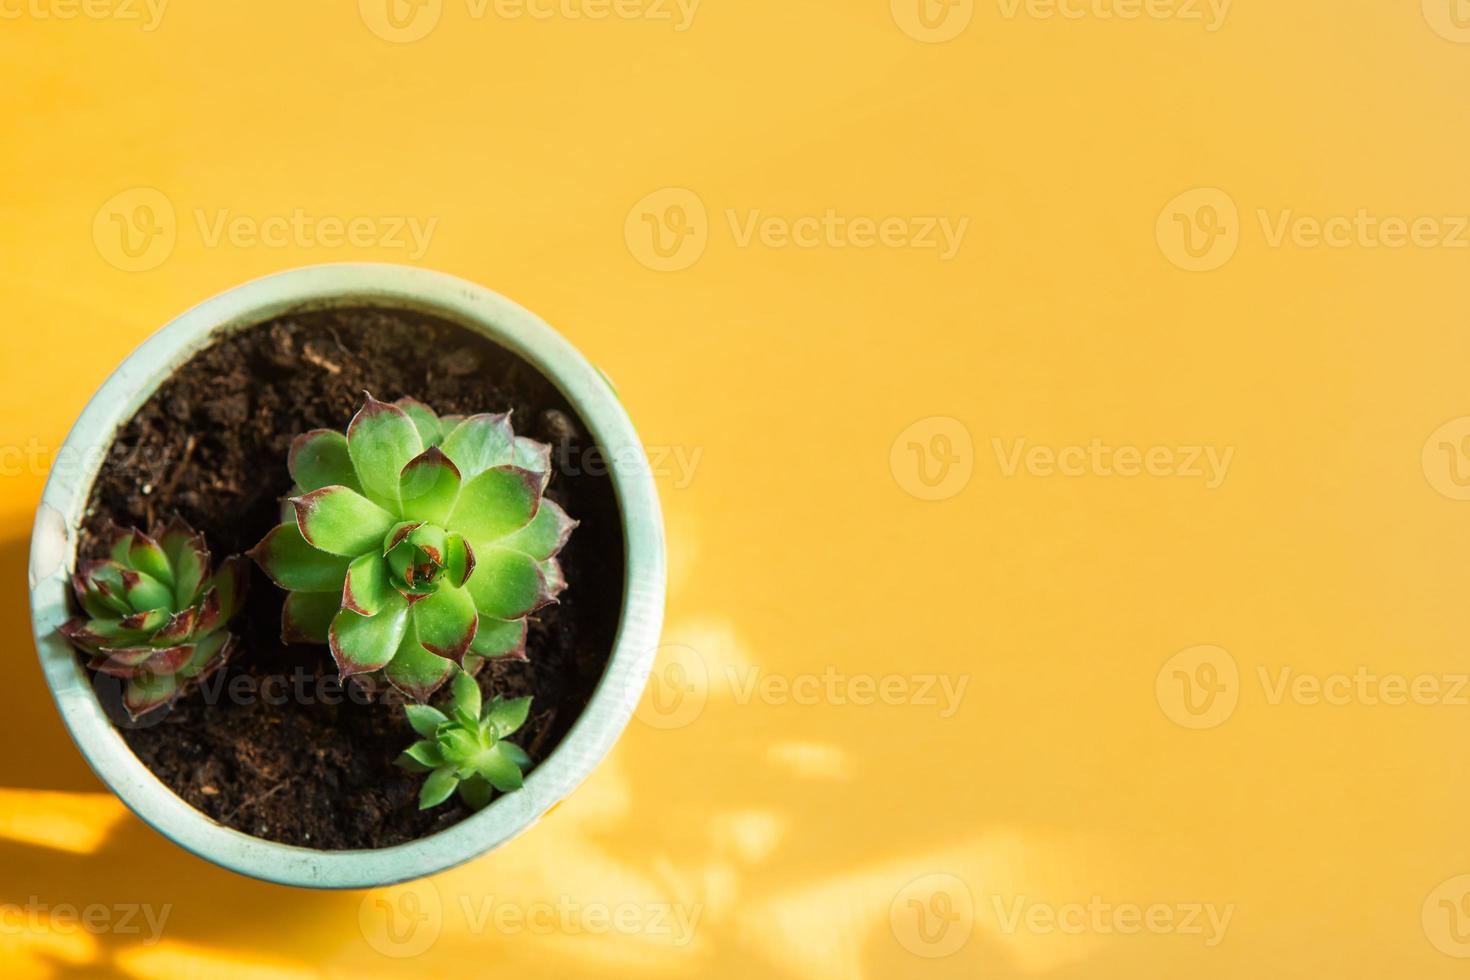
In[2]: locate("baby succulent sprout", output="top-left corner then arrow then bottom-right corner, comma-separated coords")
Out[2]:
60,518 -> 247,719
395,670 -> 534,810
250,394 -> 576,701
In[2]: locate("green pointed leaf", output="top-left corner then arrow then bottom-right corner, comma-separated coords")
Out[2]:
59,615 -> 157,654
153,607 -> 199,644
465,546 -> 545,619
500,741 -> 532,769
457,774 -> 494,810
191,589 -> 224,637
171,549 -> 207,607
293,486 -> 397,557
512,437 -> 553,486
79,561 -> 132,616
249,522 -> 352,592
118,607 -> 171,634
113,528 -> 173,586
94,645 -> 192,676
74,574 -> 120,619
468,616 -> 527,661
407,524 -> 448,566
122,570 -> 173,614
328,593 -> 409,677
347,394 -> 424,511
178,631 -> 232,679
382,521 -> 423,554
447,467 -> 541,546
210,557 -> 248,624
108,527 -> 135,565
437,727 -> 481,765
451,670 -> 482,719
411,586 -> 478,664
395,397 -> 447,447
399,446 -> 461,526
281,591 -> 339,644
81,559 -> 126,592
445,533 -> 475,588
405,704 -> 448,738
289,429 -> 360,493
486,696 -> 532,736
124,672 -> 178,719
343,552 -> 395,616
539,558 -> 566,598
157,519 -> 209,605
419,767 -> 459,809
384,629 -> 456,702
396,741 -> 445,772
439,413 -> 515,479
476,745 -> 525,792
386,539 -> 420,592
499,498 -> 576,561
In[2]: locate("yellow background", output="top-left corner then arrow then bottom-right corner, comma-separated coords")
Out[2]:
3,0 -> 1470,976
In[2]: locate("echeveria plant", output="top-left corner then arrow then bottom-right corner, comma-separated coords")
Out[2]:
249,394 -> 575,701
396,672 -> 533,810
60,519 -> 247,719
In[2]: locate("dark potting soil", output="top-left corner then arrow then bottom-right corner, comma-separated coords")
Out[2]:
74,306 -> 625,848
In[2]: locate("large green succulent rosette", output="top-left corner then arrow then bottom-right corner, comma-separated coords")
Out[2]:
250,394 -> 576,701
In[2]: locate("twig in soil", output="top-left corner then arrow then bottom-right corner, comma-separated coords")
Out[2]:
144,433 -> 196,528
301,344 -> 343,375
221,781 -> 288,822
156,434 -> 197,499
327,326 -> 350,359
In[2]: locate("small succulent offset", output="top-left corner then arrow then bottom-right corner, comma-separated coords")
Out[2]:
396,671 -> 533,810
60,519 -> 247,719
250,394 -> 576,701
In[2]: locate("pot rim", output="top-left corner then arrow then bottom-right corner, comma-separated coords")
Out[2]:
27,263 -> 665,889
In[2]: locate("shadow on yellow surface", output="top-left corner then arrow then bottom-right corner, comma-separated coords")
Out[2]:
1,493 -> 1219,979
0,533 -> 362,978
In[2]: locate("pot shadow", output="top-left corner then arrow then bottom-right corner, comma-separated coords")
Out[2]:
0,532 -> 361,975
